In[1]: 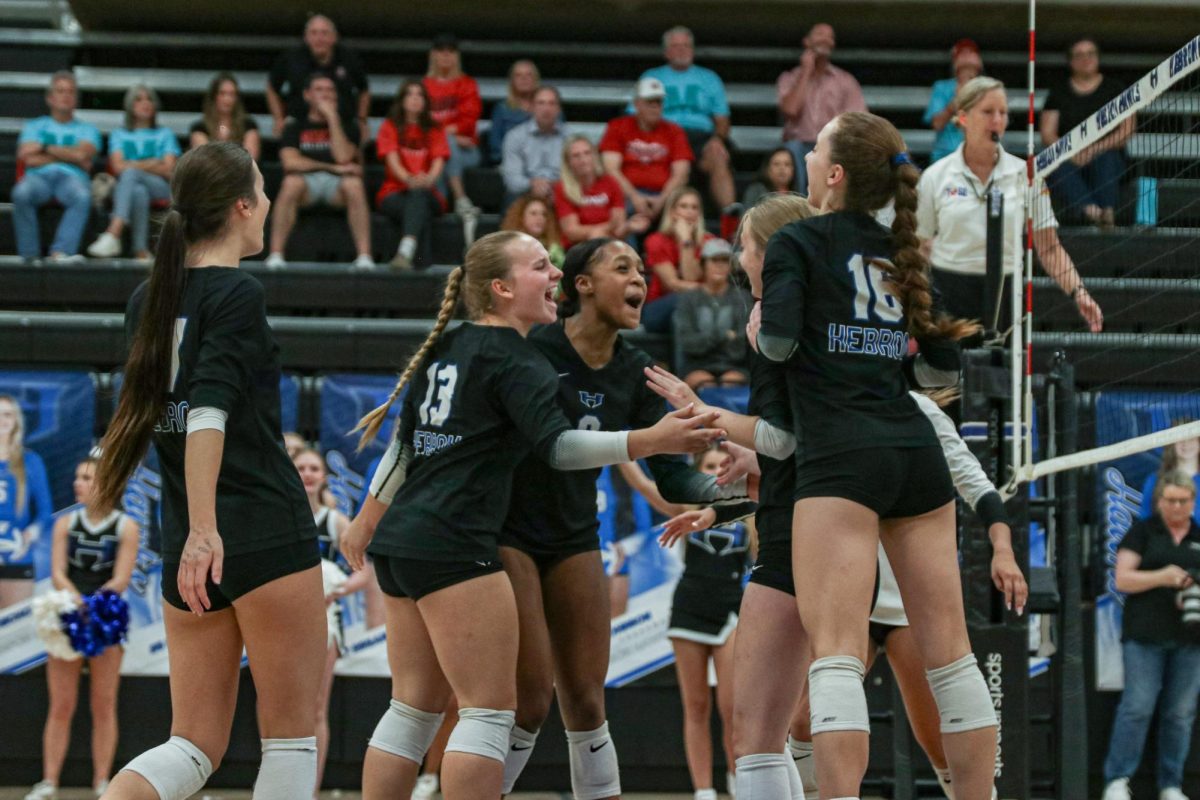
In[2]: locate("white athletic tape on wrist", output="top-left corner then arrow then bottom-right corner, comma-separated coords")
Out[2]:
734,753 -> 792,800
808,655 -> 870,734
445,707 -> 515,763
252,737 -> 317,800
368,699 -> 446,763
121,736 -> 212,800
566,722 -> 621,800
186,406 -> 227,435
502,725 -> 539,794
926,653 -> 998,734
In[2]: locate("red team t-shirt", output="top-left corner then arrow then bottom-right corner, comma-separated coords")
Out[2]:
598,115 -> 693,193
422,75 -> 483,146
643,231 -> 715,303
375,119 -> 452,207
553,175 -> 624,246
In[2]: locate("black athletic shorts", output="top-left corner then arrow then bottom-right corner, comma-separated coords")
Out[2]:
373,554 -> 504,601
869,620 -> 902,650
748,533 -> 794,596
497,526 -> 599,575
162,538 -> 320,613
793,445 -> 955,520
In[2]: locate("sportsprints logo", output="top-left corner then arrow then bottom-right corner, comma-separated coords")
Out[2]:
986,652 -> 1004,779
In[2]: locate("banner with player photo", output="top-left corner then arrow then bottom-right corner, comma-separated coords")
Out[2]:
1093,391 -> 1200,691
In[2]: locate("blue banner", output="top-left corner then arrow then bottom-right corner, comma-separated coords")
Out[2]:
319,374 -> 406,515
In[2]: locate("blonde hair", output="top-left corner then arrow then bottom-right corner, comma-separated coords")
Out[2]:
506,59 -> 540,108
658,186 -> 706,239
955,76 -> 1005,115
0,396 -> 27,516
559,134 -> 603,205
738,192 -> 816,250
353,231 -> 527,448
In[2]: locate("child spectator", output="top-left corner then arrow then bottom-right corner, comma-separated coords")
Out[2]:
501,86 -> 569,207
12,71 -> 99,263
500,192 -> 565,267
673,238 -> 751,389
267,73 -> 374,269
376,80 -> 449,271
488,59 -> 540,165
600,77 -> 693,223
740,147 -> 797,208
641,185 -> 713,333
267,14 -> 369,137
554,134 -> 646,248
189,72 -> 261,160
87,84 -> 180,262
423,33 -> 483,224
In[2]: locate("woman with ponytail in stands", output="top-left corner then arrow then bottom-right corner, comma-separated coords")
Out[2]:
188,73 -> 261,160
755,111 -> 997,799
494,238 -> 750,800
338,230 -> 725,800
0,395 -> 53,607
94,141 -> 328,800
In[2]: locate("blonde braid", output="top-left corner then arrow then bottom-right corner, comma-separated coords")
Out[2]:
353,266 -> 464,450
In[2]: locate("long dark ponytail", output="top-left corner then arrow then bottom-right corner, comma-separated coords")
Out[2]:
94,142 -> 257,511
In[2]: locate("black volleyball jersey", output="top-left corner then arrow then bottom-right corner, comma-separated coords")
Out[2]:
760,212 -> 958,462
66,509 -> 126,594
681,520 -> 752,583
748,354 -> 794,540
126,268 -> 315,559
369,323 -> 576,562
503,321 -> 732,545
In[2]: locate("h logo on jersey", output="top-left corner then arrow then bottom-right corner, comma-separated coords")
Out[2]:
579,391 -> 605,409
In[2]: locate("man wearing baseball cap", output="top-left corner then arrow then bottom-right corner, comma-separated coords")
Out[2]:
599,76 -> 694,223
925,38 -> 985,163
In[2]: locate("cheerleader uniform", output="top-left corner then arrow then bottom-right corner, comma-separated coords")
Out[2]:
65,508 -> 127,595
668,520 -> 752,645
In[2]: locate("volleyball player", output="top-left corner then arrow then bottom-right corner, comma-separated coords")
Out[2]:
338,230 -> 724,800
27,456 -> 139,800
94,141 -> 328,800
495,238 -> 750,800
758,112 -> 997,799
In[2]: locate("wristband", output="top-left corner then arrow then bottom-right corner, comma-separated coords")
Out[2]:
976,491 -> 1009,530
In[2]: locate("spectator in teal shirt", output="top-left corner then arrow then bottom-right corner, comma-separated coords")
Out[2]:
12,71 -> 100,262
635,26 -> 735,210
88,84 -> 180,261
924,39 -> 984,163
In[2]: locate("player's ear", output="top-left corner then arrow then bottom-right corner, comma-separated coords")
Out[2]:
575,272 -> 594,298
490,277 -> 514,303
827,162 -> 845,188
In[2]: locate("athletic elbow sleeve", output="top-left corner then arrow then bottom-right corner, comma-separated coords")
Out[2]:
975,491 -> 1009,529
912,353 -> 959,388
186,406 -> 227,435
756,332 -> 798,363
754,418 -> 796,459
548,430 -> 631,470
370,439 -> 413,506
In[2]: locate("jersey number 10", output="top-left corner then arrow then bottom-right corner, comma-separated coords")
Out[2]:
846,254 -> 903,323
419,362 -> 459,427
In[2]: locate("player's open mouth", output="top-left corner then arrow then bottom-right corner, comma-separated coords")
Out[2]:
625,294 -> 644,309
545,289 -> 556,303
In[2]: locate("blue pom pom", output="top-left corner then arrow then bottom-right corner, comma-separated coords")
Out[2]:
60,590 -> 129,657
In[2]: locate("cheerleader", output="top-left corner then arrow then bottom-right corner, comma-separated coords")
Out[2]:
26,456 -> 139,800
339,231 -> 724,800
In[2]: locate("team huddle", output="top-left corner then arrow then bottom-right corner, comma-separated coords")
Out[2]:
81,106 -> 1022,800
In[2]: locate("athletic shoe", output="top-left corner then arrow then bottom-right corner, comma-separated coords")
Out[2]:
264,252 -> 287,270
23,781 -> 56,800
1103,778 -> 1132,800
353,253 -> 376,270
389,252 -> 413,271
1161,789 -> 1189,800
86,232 -> 122,258
94,779 -> 109,797
46,252 -> 85,264
411,773 -> 439,800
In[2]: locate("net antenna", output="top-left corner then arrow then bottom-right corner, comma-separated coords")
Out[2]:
1002,33 -> 1200,500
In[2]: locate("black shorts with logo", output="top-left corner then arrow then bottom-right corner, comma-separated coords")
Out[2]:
794,445 -> 955,520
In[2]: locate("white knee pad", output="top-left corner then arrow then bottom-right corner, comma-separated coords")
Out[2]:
735,753 -> 792,800
445,707 -> 515,764
121,736 -> 212,800
926,654 -> 998,734
808,656 -> 869,735
252,737 -> 317,800
368,699 -> 446,763
502,725 -> 539,794
566,722 -> 621,800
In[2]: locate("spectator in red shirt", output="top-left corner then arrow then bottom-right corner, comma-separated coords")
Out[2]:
423,33 -> 483,227
600,77 -> 693,224
376,80 -> 450,271
640,185 -> 713,333
554,134 -> 648,249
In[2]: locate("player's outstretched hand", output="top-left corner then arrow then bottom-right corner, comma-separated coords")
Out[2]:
659,507 -> 716,548
640,404 -> 725,457
180,525 -> 223,616
644,365 -> 704,411
340,517 -> 375,573
716,440 -> 760,486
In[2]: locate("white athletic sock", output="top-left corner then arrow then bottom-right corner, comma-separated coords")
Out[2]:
398,236 -> 417,260
787,736 -> 817,794
783,754 -> 806,800
694,790 -> 718,800
566,723 -> 620,800
727,770 -> 737,798
502,725 -> 539,794
252,737 -> 317,800
935,766 -> 955,799
735,753 -> 791,800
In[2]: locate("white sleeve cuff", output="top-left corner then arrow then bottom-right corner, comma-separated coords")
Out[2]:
548,430 -> 631,470
369,437 -> 411,506
186,406 -> 228,434
754,418 -> 797,460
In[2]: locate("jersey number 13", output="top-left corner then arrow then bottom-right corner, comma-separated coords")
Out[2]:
419,362 -> 459,427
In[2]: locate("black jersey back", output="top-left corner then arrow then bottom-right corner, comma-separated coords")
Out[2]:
748,354 -> 794,541
760,212 -> 952,461
681,520 -> 752,583
126,268 -> 315,559
502,322 -> 692,546
66,509 -> 125,594
369,324 -> 574,562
